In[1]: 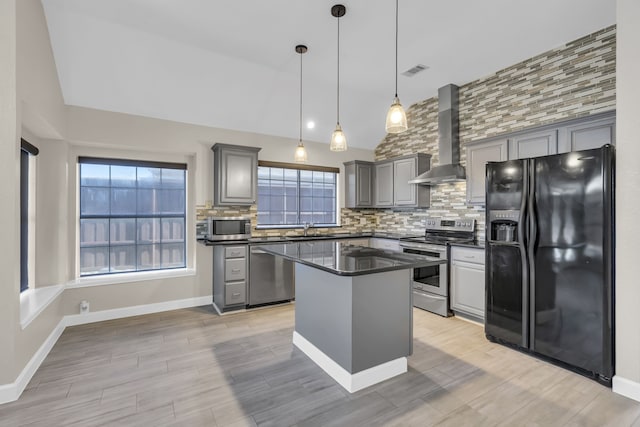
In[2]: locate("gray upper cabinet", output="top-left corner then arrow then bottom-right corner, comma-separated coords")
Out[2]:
508,129 -> 558,160
466,138 -> 508,205
374,161 -> 394,207
212,143 -> 261,206
344,161 -> 373,208
559,115 -> 615,153
393,154 -> 430,208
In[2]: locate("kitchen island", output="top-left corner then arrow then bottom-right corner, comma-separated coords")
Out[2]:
256,240 -> 445,393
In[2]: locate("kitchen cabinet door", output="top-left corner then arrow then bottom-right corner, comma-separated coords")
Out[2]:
344,161 -> 374,208
559,115 -> 615,153
508,129 -> 558,159
393,157 -> 416,206
212,144 -> 261,206
374,161 -> 394,207
466,138 -> 508,205
450,246 -> 485,321
393,155 -> 430,207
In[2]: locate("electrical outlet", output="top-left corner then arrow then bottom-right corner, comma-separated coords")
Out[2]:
80,300 -> 90,314
205,200 -> 213,209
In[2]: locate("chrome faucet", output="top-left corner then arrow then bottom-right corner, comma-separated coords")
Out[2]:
303,222 -> 314,237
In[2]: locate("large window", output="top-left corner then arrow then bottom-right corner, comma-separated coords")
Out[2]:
257,162 -> 338,227
79,157 -> 187,276
20,139 -> 38,292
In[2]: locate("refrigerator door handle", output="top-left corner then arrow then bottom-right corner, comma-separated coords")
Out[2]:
518,159 -> 529,348
527,159 -> 537,350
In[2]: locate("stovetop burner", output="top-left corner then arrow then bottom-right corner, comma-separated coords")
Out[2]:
401,218 -> 476,247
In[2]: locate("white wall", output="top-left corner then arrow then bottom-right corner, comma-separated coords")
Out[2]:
58,106 -> 374,316
0,0 -> 20,385
65,105 -> 375,206
17,0 -> 66,139
614,0 -> 640,396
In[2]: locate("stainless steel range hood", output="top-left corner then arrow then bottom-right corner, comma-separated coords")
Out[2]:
409,84 -> 466,185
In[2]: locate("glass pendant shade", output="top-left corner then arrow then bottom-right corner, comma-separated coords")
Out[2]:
330,123 -> 347,151
294,142 -> 308,162
385,96 -> 408,133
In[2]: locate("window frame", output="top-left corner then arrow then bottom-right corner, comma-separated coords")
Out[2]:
20,139 -> 38,293
256,161 -> 339,228
78,157 -> 188,277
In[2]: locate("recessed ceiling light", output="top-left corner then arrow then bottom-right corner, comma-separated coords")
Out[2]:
306,121 -> 315,129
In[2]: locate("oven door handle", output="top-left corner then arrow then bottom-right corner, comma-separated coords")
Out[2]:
414,291 -> 446,302
400,243 -> 446,253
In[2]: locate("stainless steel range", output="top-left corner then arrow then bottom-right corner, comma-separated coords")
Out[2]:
400,218 -> 475,316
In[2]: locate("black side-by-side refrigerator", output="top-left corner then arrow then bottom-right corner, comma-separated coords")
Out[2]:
485,145 -> 614,386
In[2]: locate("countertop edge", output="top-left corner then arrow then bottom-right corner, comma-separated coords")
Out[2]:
255,243 -> 446,277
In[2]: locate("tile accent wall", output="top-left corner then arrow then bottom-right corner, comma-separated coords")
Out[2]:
371,25 -> 616,240
197,26 -> 615,240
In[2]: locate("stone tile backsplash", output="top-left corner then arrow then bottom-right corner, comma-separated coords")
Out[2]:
197,26 -> 615,242
371,25 -> 616,240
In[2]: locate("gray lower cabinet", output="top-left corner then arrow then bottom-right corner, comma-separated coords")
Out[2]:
374,161 -> 394,207
344,161 -> 374,208
213,244 -> 248,312
466,138 -> 508,205
212,143 -> 261,206
450,246 -> 485,322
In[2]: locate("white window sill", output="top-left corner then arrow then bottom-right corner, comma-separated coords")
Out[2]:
20,285 -> 65,329
66,268 -> 196,289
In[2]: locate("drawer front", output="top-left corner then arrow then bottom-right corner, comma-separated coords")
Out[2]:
225,282 -> 246,305
225,246 -> 247,259
225,258 -> 246,281
451,246 -> 485,264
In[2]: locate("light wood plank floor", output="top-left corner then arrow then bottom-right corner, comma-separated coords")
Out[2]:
1,304 -> 639,426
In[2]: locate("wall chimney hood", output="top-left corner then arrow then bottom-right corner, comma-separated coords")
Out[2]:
409,84 -> 466,185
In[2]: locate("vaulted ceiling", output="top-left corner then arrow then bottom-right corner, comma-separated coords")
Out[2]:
41,0 -> 616,149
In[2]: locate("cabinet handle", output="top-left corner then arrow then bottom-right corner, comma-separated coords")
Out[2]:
464,255 -> 475,259
232,292 -> 241,297
231,268 -> 241,273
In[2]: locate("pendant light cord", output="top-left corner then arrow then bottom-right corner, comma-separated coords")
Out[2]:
394,0 -> 399,98
336,14 -> 340,125
299,49 -> 303,143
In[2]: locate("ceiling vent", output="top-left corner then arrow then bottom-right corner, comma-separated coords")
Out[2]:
401,64 -> 429,77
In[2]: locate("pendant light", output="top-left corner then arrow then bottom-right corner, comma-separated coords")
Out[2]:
330,4 -> 347,152
385,0 -> 408,134
294,44 -> 308,163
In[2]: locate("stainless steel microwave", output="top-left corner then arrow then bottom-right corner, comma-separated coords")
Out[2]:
206,217 -> 252,241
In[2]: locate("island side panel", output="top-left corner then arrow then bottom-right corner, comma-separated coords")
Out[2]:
294,263 -> 353,372
352,270 -> 413,373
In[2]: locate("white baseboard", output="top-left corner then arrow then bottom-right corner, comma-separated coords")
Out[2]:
0,317 -> 66,405
0,295 -> 212,405
613,375 -> 640,402
292,331 -> 407,393
65,296 -> 212,326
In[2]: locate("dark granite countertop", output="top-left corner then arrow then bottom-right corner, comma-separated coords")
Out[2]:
447,240 -> 486,249
255,240 -> 446,276
199,232 -> 421,246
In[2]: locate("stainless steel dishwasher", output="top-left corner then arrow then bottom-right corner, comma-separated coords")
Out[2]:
248,246 -> 295,306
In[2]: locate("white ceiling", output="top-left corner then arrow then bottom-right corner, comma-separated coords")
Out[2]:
41,0 -> 616,150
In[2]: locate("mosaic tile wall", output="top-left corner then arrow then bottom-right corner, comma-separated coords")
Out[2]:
197,26 -> 615,240
371,25 -> 616,240
195,205 -> 374,237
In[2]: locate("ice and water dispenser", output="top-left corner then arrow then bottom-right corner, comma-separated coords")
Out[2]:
489,210 -> 520,242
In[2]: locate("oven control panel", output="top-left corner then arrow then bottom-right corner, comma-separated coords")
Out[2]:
425,218 -> 475,232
